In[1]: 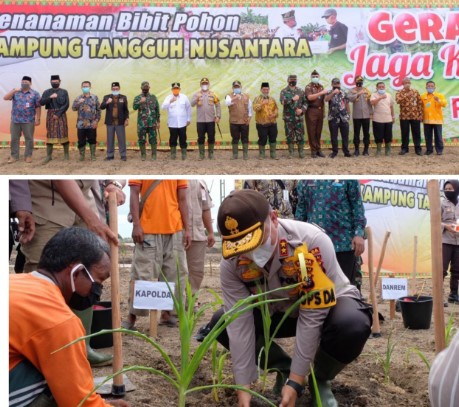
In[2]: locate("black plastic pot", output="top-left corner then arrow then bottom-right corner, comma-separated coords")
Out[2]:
399,296 -> 433,329
90,301 -> 113,349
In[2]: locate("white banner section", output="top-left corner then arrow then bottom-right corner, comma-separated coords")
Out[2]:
381,278 -> 408,300
133,281 -> 175,310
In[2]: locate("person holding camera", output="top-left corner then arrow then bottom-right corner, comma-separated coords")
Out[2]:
252,82 -> 279,160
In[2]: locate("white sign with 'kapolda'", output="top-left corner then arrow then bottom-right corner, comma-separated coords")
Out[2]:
381,278 -> 408,300
133,281 -> 175,310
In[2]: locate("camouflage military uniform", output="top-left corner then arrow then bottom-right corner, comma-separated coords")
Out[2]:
243,179 -> 297,219
280,85 -> 308,157
133,93 -> 160,146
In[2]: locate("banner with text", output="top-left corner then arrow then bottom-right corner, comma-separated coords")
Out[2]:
0,5 -> 458,144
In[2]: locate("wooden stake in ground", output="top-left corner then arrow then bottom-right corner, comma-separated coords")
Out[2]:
411,236 -> 418,295
366,226 -> 381,337
108,191 -> 126,396
149,310 -> 158,338
427,180 -> 446,353
389,273 -> 396,320
374,231 -> 391,292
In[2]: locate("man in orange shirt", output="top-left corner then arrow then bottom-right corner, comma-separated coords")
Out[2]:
123,180 -> 191,328
9,227 -> 130,407
421,80 -> 447,156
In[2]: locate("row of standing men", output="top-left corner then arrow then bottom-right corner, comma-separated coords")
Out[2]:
4,72 -> 447,164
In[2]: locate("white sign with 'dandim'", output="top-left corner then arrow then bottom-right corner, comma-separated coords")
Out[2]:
381,278 -> 408,300
133,281 -> 175,310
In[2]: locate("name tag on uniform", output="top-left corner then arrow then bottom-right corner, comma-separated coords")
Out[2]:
283,190 -> 289,202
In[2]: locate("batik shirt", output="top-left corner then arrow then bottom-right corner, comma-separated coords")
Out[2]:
72,94 -> 101,129
11,89 -> 41,123
295,180 -> 366,252
326,89 -> 350,124
395,88 -> 423,121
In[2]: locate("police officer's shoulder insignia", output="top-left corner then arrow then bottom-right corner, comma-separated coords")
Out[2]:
279,239 -> 289,257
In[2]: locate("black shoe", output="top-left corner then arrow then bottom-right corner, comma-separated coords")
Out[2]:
317,151 -> 325,158
311,152 -> 317,159
448,294 -> 459,304
415,150 -> 423,156
121,157 -> 127,161
354,150 -> 360,157
104,157 -> 114,161
399,150 -> 408,155
194,323 -> 211,342
329,152 -> 337,158
425,150 -> 433,156
344,152 -> 352,157
362,149 -> 369,156
437,151 -> 443,155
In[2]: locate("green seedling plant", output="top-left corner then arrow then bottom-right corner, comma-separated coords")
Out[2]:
55,277 -> 300,407
445,310 -> 457,347
210,340 -> 230,402
375,328 -> 396,383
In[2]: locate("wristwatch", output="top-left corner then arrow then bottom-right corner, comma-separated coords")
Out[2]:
285,378 -> 304,397
104,180 -> 123,189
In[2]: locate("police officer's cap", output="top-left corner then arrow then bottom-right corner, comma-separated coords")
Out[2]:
200,78 -> 209,84
232,80 -> 241,87
282,10 -> 295,21
171,82 -> 181,88
322,8 -> 337,18
218,190 -> 270,259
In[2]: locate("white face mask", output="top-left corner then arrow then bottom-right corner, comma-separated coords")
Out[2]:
201,85 -> 209,91
244,217 -> 276,268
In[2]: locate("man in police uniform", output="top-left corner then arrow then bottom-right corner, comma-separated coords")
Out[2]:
280,74 -> 308,158
191,78 -> 221,160
208,189 -> 371,407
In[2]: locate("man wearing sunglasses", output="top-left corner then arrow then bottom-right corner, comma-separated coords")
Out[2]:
9,227 -> 130,407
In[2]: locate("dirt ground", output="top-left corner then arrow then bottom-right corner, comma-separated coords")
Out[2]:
2,145 -> 459,175
10,247 -> 453,407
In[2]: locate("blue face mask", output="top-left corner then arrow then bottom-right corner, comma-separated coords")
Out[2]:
112,91 -> 120,96
233,88 -> 241,94
426,88 -> 435,94
82,87 -> 90,94
377,89 -> 385,95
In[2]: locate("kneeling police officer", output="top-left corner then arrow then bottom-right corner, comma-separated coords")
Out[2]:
207,189 -> 372,407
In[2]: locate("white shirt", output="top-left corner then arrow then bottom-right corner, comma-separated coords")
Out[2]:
275,24 -> 300,39
161,93 -> 192,128
224,93 -> 253,117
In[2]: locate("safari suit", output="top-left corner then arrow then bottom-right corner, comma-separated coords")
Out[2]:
214,219 -> 371,385
304,82 -> 325,154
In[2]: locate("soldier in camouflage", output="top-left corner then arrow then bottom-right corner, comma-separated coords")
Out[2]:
280,74 -> 308,158
133,81 -> 160,161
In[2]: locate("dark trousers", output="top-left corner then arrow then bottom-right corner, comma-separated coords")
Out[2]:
443,244 -> 459,293
210,296 -> 372,365
305,108 -> 324,153
106,125 -> 127,159
77,128 -> 97,149
424,124 -> 443,153
256,123 -> 278,146
336,251 -> 357,286
197,122 -> 216,145
372,121 -> 393,144
230,123 -> 249,144
169,126 -> 187,148
329,120 -> 349,154
353,118 -> 370,149
400,119 -> 422,152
